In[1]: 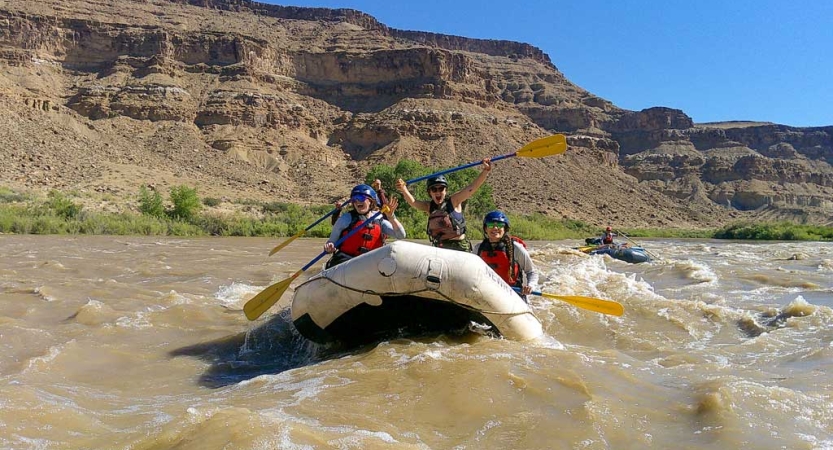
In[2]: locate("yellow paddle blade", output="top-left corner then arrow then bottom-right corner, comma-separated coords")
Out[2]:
539,292 -> 624,316
243,272 -> 300,320
515,134 -> 567,158
268,230 -> 304,256
577,245 -> 597,253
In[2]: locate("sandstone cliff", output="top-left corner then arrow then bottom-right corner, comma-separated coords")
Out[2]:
1,0 -> 831,228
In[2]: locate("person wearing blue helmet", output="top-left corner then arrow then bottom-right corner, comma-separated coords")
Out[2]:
394,158 -> 492,252
331,179 -> 389,225
323,184 -> 405,268
473,211 -> 539,301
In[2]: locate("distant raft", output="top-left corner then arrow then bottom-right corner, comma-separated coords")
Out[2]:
579,238 -> 652,264
291,240 -> 543,347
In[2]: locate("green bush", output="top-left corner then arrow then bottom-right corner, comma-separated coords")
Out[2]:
138,186 -> 165,218
168,185 -> 201,221
46,190 -> 83,219
203,197 -> 221,207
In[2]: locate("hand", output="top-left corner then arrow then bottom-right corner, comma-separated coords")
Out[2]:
520,285 -> 532,295
371,179 -> 382,191
481,158 -> 492,172
323,242 -> 336,253
386,196 -> 399,217
395,178 -> 407,192
334,200 -> 344,209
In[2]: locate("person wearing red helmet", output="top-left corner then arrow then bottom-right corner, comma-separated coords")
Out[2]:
323,184 -> 405,268
601,226 -> 615,245
395,158 -> 492,252
473,211 -> 539,301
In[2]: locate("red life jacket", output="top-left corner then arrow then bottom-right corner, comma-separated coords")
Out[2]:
338,211 -> 386,256
477,236 -> 526,287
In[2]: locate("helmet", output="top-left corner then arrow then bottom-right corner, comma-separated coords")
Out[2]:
605,226 -> 612,232
483,210 -> 510,229
426,175 -> 448,190
350,184 -> 379,204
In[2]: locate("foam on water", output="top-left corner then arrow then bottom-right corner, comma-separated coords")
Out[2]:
215,281 -> 261,309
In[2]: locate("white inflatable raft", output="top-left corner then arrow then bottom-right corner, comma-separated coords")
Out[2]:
291,240 -> 543,346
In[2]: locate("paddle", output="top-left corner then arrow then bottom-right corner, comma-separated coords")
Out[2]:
576,245 -> 598,253
515,287 -> 624,316
404,134 -> 567,185
245,206 -> 390,320
268,200 -> 348,256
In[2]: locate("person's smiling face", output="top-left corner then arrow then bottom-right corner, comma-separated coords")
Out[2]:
485,221 -> 506,242
428,184 -> 446,203
351,195 -> 372,214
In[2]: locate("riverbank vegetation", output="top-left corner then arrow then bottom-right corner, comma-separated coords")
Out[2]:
1,179 -> 831,241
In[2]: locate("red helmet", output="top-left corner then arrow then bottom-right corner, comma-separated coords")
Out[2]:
605,226 -> 612,232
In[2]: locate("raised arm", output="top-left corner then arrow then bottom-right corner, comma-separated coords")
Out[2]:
396,178 -> 430,213
448,158 -> 491,208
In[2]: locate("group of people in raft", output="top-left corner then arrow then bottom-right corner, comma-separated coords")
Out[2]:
322,158 -> 540,300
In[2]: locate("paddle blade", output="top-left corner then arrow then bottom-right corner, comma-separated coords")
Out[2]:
577,245 -> 597,253
515,134 -> 567,158
540,292 -> 624,316
243,274 -> 297,320
268,230 -> 304,256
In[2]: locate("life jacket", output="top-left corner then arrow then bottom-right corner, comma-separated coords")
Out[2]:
427,199 -> 466,245
338,210 -> 386,257
477,236 -> 527,287
602,233 -> 614,245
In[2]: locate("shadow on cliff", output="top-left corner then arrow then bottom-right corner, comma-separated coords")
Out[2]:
168,308 -> 349,388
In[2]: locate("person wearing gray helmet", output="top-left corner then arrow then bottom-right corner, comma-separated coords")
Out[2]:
395,158 -> 491,252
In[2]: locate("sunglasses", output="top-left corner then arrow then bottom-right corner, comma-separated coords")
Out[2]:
429,186 -> 446,193
351,194 -> 370,203
485,221 -> 505,229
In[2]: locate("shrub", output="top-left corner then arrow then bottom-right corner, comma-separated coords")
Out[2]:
46,190 -> 83,219
203,197 -> 221,207
138,186 -> 165,218
168,185 -> 201,221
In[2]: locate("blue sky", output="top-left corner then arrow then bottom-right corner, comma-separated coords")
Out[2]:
270,1 -> 832,127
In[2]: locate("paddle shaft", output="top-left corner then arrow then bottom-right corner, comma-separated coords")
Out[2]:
405,152 -> 516,185
404,134 -> 566,185
305,200 -> 349,231
269,200 -> 350,255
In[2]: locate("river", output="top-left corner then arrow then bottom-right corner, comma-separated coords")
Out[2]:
1,235 -> 831,449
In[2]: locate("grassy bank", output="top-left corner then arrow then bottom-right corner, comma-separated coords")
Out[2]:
1,186 -> 831,241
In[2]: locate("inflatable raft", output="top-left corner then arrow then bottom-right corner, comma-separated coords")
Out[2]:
291,240 -> 543,346
586,244 -> 651,264
579,238 -> 652,264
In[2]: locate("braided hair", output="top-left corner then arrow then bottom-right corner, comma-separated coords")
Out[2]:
501,232 -> 516,281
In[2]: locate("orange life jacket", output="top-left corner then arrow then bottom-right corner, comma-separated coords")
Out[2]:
338,211 -> 386,256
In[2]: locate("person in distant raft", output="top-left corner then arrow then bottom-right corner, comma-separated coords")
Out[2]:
601,226 -> 615,245
473,211 -> 539,302
395,159 -> 492,252
323,184 -> 405,268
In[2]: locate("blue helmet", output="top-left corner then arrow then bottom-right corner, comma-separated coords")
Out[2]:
426,175 -> 448,190
350,184 -> 379,204
483,210 -> 510,229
